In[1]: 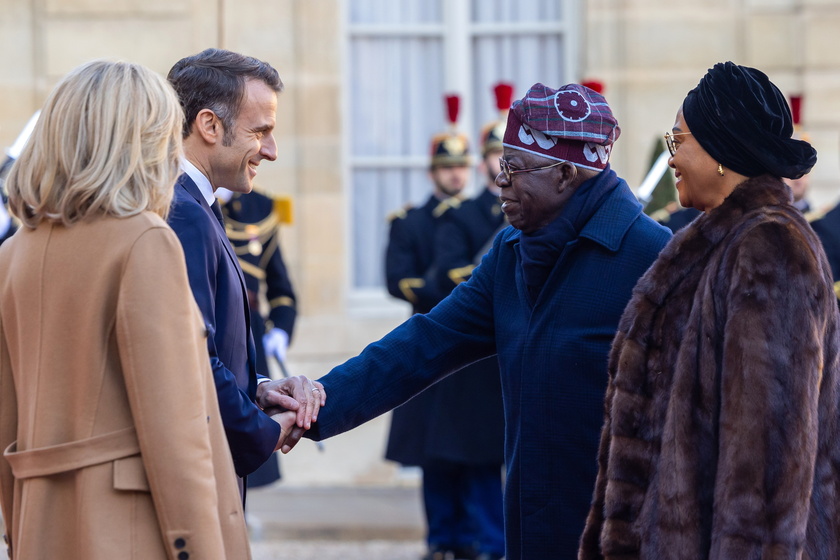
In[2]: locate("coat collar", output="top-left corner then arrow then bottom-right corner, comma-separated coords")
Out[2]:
176,173 -> 212,211
180,158 -> 215,206
632,174 -> 793,308
502,176 -> 643,253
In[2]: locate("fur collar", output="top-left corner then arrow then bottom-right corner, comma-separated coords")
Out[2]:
632,175 -> 793,308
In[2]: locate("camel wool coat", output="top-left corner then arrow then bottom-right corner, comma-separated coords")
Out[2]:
0,213 -> 250,559
579,176 -> 840,559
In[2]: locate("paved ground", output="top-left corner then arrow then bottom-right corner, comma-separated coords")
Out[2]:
0,485 -> 428,559
246,485 -> 427,560
251,540 -> 426,560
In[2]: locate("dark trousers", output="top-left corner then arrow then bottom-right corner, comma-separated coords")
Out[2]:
247,311 -> 282,488
422,462 -> 505,556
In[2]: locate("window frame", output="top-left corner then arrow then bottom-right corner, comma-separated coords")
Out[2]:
342,0 -> 580,315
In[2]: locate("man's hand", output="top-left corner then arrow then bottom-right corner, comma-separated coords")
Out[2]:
269,409 -> 308,453
256,375 -> 326,429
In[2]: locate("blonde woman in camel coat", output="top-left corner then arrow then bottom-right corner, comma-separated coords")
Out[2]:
0,60 -> 251,559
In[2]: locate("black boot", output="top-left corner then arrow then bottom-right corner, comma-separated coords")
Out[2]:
451,545 -> 478,560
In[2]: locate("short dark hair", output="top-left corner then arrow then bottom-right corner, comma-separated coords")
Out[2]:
167,48 -> 283,143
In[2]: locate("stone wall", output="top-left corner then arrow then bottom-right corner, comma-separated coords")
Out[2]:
2,0 -> 840,486
586,0 -> 840,210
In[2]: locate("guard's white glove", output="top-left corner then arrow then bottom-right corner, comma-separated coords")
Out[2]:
263,328 -> 290,364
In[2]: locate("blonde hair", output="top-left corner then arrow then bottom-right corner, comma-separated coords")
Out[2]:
6,59 -> 184,227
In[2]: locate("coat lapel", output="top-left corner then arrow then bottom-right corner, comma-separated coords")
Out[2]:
176,175 -> 254,334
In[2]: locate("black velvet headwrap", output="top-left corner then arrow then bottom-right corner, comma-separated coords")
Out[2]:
682,61 -> 816,179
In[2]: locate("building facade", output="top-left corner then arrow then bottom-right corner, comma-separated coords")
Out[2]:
2,0 -> 840,485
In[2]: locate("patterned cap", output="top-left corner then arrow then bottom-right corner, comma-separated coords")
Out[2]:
502,83 -> 620,171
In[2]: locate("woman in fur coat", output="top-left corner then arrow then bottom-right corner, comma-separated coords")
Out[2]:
579,62 -> 840,559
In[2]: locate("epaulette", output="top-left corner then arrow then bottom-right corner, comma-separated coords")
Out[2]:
648,207 -> 672,224
447,264 -> 475,285
273,195 -> 293,225
387,203 -> 414,223
433,197 -> 462,218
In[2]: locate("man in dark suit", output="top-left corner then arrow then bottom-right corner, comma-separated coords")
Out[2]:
383,98 -> 505,560
166,48 -> 322,495
263,83 -> 672,559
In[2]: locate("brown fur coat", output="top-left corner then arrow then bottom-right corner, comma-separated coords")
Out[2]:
579,176 -> 840,559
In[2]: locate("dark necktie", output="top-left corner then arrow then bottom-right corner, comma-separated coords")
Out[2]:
210,200 -> 225,228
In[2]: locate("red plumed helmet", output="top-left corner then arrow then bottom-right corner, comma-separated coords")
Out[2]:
493,82 -> 514,113
445,94 -> 460,127
480,82 -> 515,157
789,94 -> 803,126
430,93 -> 471,167
582,80 -> 604,94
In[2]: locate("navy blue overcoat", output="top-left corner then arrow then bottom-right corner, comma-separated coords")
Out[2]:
309,172 -> 671,559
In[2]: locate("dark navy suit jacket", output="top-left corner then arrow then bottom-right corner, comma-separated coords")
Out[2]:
308,170 -> 671,559
168,174 -> 280,477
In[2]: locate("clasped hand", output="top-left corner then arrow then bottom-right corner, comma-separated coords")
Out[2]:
255,375 -> 326,453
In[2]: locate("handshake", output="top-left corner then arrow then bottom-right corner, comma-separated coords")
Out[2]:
255,375 -> 326,454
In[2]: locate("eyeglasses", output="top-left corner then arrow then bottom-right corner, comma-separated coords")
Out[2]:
664,131 -> 692,157
499,157 -> 566,183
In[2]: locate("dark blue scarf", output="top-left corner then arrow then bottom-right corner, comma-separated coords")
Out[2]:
519,166 -> 620,304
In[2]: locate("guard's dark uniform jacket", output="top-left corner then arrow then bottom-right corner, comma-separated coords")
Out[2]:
221,190 -> 297,375
810,202 -> 840,301
220,189 -> 298,488
654,206 -> 701,234
384,193 -> 504,467
435,187 -> 506,292
384,195 -> 451,315
0,162 -> 18,246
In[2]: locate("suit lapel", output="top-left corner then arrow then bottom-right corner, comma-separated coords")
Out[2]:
176,175 -> 254,341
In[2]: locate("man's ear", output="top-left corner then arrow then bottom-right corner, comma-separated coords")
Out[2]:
558,162 -> 578,191
192,108 -> 221,145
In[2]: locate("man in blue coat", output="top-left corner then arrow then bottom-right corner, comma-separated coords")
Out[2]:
166,49 -> 322,494
265,83 -> 671,558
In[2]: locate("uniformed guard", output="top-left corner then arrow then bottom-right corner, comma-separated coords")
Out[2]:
811,203 -> 840,301
435,83 -> 511,291
799,95 -> 840,301
0,157 -> 17,245
785,95 -> 813,214
383,94 -> 470,314
420,83 -> 514,560
0,113 -> 39,245
217,186 -> 298,488
384,94 -> 501,560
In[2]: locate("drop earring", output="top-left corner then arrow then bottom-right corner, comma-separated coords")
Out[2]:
717,163 -> 724,176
